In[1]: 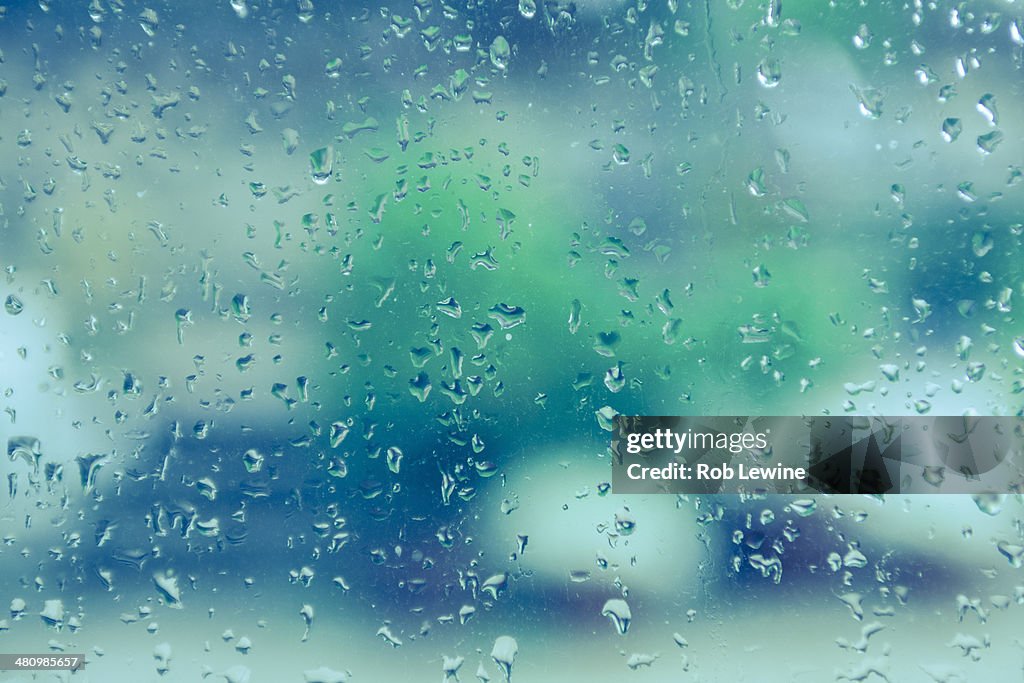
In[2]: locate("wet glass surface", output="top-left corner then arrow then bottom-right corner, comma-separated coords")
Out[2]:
1,1 -> 1023,680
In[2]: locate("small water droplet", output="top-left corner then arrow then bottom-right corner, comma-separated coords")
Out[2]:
852,24 -> 873,49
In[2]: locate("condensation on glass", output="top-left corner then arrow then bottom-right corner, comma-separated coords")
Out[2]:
0,1 -> 1022,681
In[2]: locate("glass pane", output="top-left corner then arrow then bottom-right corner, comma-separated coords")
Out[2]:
1,1 -> 1021,680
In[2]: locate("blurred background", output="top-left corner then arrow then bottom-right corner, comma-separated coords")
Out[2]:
1,0 -> 1023,680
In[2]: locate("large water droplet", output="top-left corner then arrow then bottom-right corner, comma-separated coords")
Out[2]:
850,85 -> 883,119
488,303 -> 526,329
310,146 -> 334,184
303,666 -> 349,683
977,130 -> 1003,155
997,541 -> 1024,568
788,499 -> 817,517
568,299 -> 582,334
490,635 -> 518,682
1012,336 -> 1024,358
941,117 -> 961,142
972,493 -> 1004,516
756,58 -> 781,87
153,571 -> 183,608
601,598 -> 632,635
39,599 -> 64,629
4,295 -> 23,315
490,36 -> 511,70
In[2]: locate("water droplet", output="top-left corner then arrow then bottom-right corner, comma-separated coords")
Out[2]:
1012,337 -> 1024,358
310,146 -> 334,184
409,372 -> 432,402
39,599 -> 64,629
488,303 -> 526,329
324,57 -> 343,79
756,58 -> 782,87
997,541 -> 1024,568
329,422 -> 350,448
612,143 -> 630,164
626,653 -> 659,670
475,461 -> 498,477
850,85 -> 883,119
601,599 -> 632,635
843,546 -> 868,568
153,571 -> 183,608
174,309 -> 192,344
437,297 -> 462,319
386,446 -> 403,474
752,264 -> 771,287
977,94 -> 998,125
240,449 -> 263,473
977,130 -> 1003,155
593,331 -> 620,357
746,167 -> 767,196
852,24 -> 873,49
153,642 -> 172,675
614,509 -> 637,535
376,624 -> 404,647
604,363 -> 626,392
303,666 -> 349,683
138,7 -> 159,36
490,36 -> 511,71
788,499 -> 817,517
972,494 -> 1004,516
8,436 -> 41,469
4,295 -> 23,315
568,299 -> 582,334
838,592 -> 864,620
971,231 -> 994,257
490,635 -> 518,682
222,665 -> 252,683
443,656 -> 465,681
965,361 -> 985,382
